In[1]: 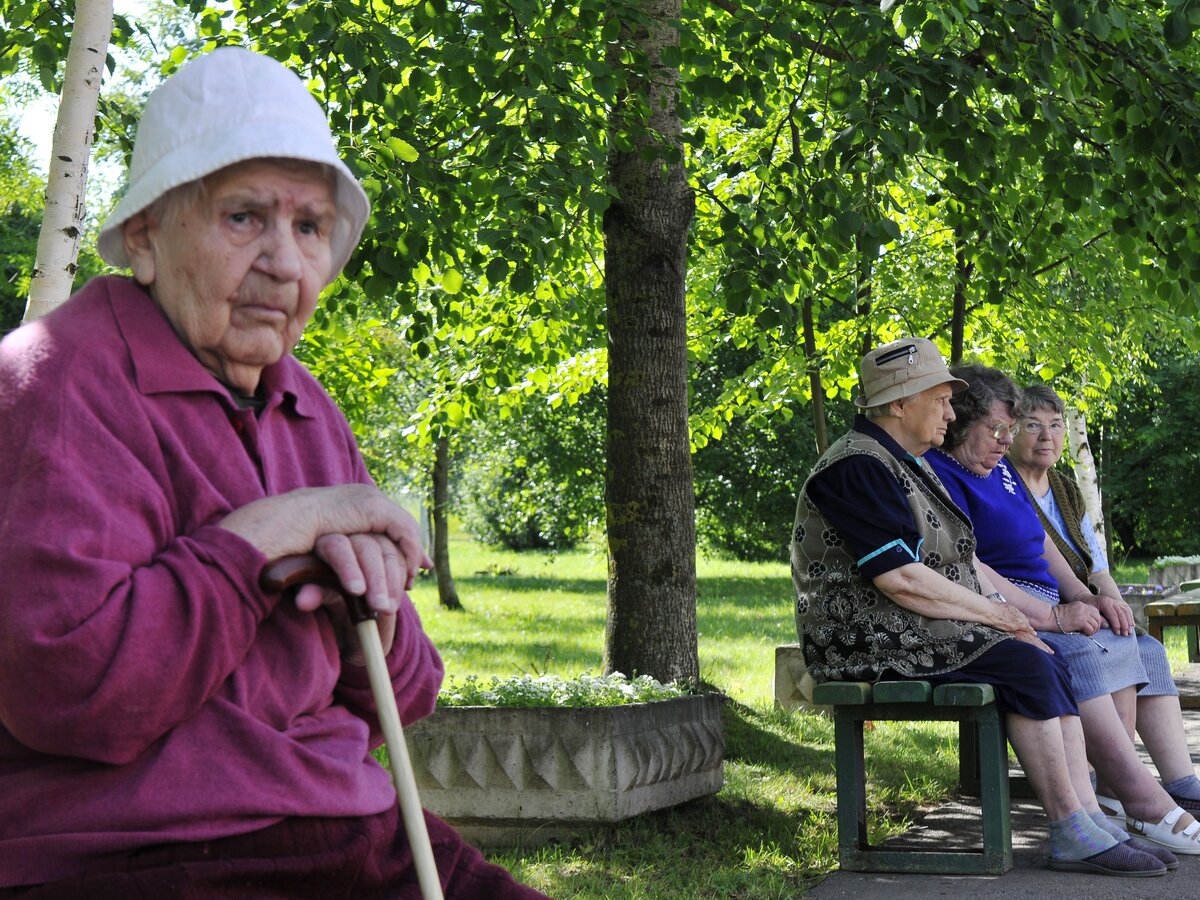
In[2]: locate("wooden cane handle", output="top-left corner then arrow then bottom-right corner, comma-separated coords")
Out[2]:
261,554 -> 377,624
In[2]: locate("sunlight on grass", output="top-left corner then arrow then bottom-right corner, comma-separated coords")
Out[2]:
409,535 -> 790,707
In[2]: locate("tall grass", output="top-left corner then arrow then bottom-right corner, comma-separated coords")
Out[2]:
405,535 -> 962,898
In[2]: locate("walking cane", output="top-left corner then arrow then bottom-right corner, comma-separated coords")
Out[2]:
262,555 -> 444,900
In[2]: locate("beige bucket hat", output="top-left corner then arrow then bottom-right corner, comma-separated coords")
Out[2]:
96,46 -> 370,284
855,337 -> 969,408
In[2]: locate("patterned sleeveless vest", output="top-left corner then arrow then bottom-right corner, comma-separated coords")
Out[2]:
791,429 -> 1009,682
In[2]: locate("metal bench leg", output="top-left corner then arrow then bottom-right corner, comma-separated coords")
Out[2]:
833,709 -> 868,857
977,707 -> 1013,874
959,719 -> 981,796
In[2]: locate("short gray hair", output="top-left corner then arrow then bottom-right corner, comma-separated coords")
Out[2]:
1022,384 -> 1066,417
863,402 -> 892,420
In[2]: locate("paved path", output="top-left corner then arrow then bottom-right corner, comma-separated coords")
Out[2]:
807,666 -> 1200,899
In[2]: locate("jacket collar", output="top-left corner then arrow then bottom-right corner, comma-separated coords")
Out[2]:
108,277 -> 316,418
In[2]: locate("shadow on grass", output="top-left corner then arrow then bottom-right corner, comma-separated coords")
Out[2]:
722,698 -> 832,774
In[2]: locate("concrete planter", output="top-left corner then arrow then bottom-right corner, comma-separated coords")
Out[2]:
774,643 -> 830,714
1119,583 -> 1176,630
404,693 -> 725,845
1149,562 -> 1200,589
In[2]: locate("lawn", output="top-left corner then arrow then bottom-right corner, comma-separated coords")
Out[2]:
405,535 -> 965,898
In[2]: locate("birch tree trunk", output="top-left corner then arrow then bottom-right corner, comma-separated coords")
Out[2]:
1066,406 -> 1106,548
602,0 -> 699,683
24,0 -> 113,323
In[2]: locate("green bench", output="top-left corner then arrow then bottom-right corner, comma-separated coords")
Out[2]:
811,679 -> 1012,875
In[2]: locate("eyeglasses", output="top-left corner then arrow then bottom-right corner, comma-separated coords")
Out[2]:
1021,420 -> 1066,435
986,422 -> 1020,439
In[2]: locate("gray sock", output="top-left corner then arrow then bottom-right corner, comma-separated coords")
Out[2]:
1050,809 -> 1118,861
1163,774 -> 1200,802
1090,810 -> 1130,842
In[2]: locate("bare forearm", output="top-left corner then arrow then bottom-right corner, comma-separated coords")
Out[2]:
874,563 -> 1009,629
1091,569 -> 1124,601
973,560 -> 1056,630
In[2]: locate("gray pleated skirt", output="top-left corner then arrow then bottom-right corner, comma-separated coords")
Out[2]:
1137,632 -> 1179,697
1039,623 -> 1147,701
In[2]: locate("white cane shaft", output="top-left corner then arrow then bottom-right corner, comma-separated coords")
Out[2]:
356,619 -> 444,900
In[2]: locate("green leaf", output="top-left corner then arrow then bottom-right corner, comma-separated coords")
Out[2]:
387,137 -> 420,162
1164,11 -> 1193,48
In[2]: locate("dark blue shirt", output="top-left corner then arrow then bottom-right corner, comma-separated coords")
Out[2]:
805,417 -> 964,579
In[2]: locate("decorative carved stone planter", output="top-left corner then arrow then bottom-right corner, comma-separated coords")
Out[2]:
1149,562 -> 1200,590
403,693 -> 724,845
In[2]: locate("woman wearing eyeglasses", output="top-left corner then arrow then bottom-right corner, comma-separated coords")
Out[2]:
1008,383 -> 1200,838
1008,384 -> 1119,596
925,365 -> 1200,856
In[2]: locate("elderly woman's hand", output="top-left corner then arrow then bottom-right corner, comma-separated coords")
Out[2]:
291,532 -> 409,660
1088,593 -> 1135,636
993,602 -> 1055,654
220,484 -> 433,613
1054,600 -> 1105,636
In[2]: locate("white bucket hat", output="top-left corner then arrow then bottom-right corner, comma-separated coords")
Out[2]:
96,46 -> 370,284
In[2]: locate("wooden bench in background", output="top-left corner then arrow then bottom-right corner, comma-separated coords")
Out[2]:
1146,589 -> 1200,709
810,679 -> 1012,875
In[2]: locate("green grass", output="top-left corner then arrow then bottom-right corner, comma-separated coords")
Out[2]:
404,535 -> 965,898
1112,557 -> 1155,584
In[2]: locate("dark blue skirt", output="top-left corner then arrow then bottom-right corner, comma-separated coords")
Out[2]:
884,637 -> 1077,721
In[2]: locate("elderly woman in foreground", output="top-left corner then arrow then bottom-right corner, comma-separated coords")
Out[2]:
1008,384 -> 1200,825
0,47 -> 545,898
926,365 -> 1200,857
792,337 -> 1168,876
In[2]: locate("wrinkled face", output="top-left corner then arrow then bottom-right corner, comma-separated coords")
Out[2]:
123,159 -> 336,394
954,400 -> 1017,475
1009,405 -> 1066,471
895,383 -> 956,454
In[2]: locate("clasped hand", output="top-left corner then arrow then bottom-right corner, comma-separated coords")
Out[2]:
220,484 -> 433,659
993,602 -> 1055,655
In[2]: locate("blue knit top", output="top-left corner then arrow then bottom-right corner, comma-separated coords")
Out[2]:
925,449 -> 1059,597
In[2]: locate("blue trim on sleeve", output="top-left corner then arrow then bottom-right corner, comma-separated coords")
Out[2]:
858,536 -> 922,567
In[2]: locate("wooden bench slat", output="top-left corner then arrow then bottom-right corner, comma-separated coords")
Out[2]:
872,680 -> 932,703
933,682 -> 995,707
1176,601 -> 1200,616
812,681 -> 872,705
1145,601 -> 1180,617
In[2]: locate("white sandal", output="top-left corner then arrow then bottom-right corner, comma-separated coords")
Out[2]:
1128,806 -> 1200,855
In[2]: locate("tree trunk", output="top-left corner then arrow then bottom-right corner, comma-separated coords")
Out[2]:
949,231 -> 973,365
24,0 -> 112,323
431,434 -> 462,610
602,0 -> 698,684
1066,406 -> 1106,550
801,294 -> 828,455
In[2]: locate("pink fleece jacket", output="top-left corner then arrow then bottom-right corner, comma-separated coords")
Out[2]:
0,277 -> 443,887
